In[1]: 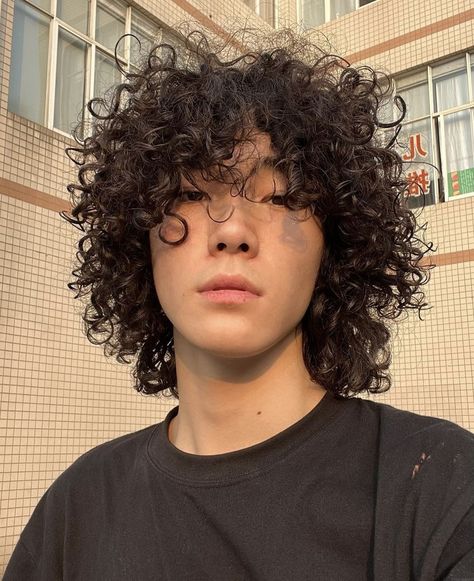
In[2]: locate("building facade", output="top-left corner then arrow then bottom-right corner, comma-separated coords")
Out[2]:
1,0 -> 473,571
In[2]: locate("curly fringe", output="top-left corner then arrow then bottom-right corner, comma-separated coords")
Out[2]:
60,25 -> 435,399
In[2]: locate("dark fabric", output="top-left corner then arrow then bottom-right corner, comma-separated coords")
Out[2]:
4,391 -> 474,581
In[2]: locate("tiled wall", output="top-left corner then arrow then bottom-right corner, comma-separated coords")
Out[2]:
365,196 -> 474,428
312,0 -> 474,74
1,0 -> 473,572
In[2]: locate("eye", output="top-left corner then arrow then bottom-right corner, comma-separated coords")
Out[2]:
258,192 -> 287,206
270,194 -> 287,206
179,190 -> 207,202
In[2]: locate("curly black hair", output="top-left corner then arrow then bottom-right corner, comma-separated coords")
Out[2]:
61,25 -> 435,400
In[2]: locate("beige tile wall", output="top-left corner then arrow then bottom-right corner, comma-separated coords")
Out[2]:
365,197 -> 474,428
313,0 -> 474,74
1,0 -> 473,573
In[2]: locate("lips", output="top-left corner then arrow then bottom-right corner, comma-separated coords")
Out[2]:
198,274 -> 261,296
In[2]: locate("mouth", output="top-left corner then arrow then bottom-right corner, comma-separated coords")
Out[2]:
199,289 -> 260,304
198,274 -> 262,297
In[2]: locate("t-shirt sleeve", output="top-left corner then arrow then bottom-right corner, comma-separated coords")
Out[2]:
3,481 -> 66,581
414,424 -> 474,580
434,504 -> 474,580
375,407 -> 474,580
3,539 -> 41,580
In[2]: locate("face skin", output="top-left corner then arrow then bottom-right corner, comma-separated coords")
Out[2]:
149,131 -> 327,455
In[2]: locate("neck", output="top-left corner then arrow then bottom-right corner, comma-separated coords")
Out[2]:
168,328 -> 326,455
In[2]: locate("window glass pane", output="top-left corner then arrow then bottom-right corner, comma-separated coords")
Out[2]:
54,29 -> 87,133
57,0 -> 89,35
396,68 -> 427,91
398,83 -> 430,121
95,50 -> 121,99
96,0 -> 126,55
242,0 -> 256,9
301,0 -> 325,28
374,81 -> 397,126
330,0 -> 356,19
434,69 -> 468,111
433,56 -> 466,78
377,100 -> 394,126
444,110 -> 474,198
471,63 -> 474,100
8,0 -> 49,124
29,0 -> 51,11
398,118 -> 436,208
130,11 -> 160,67
260,0 -> 275,26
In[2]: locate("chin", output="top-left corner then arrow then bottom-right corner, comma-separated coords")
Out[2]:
190,333 -> 269,358
176,322 -> 294,358
201,342 -> 264,359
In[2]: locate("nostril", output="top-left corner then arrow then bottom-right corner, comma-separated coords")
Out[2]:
215,243 -> 249,251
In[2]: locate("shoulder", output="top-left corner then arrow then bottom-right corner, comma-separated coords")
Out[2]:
359,398 -> 474,520
355,400 -> 474,578
356,397 -> 474,459
17,423 -> 161,538
75,422 -> 158,464
351,397 -> 474,500
7,422 -> 167,574
47,422 -> 160,498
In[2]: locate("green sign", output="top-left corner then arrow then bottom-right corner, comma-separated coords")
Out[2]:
448,167 -> 474,197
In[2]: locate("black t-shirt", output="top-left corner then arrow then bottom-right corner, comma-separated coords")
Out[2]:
4,391 -> 474,580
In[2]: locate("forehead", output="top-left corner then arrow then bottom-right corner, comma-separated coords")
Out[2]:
180,132 -> 285,188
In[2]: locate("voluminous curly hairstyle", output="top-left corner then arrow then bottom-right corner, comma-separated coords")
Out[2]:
61,25 -> 434,400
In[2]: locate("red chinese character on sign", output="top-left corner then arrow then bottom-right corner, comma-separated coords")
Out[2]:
407,168 -> 430,197
403,133 -> 428,161
450,171 -> 460,195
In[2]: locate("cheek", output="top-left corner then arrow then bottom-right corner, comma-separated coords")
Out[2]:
154,215 -> 189,246
280,214 -> 324,270
277,217 -> 324,309
150,199 -> 204,248
149,254 -> 187,332
149,228 -> 176,302
149,226 -> 198,307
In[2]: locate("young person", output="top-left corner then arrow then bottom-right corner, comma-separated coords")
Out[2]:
4,27 -> 474,580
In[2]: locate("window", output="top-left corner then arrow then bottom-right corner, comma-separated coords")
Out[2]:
8,0 -> 174,136
395,53 -> 474,208
299,0 -> 377,29
242,0 -> 276,28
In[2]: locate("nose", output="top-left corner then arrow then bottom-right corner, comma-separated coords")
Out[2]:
207,193 -> 259,256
